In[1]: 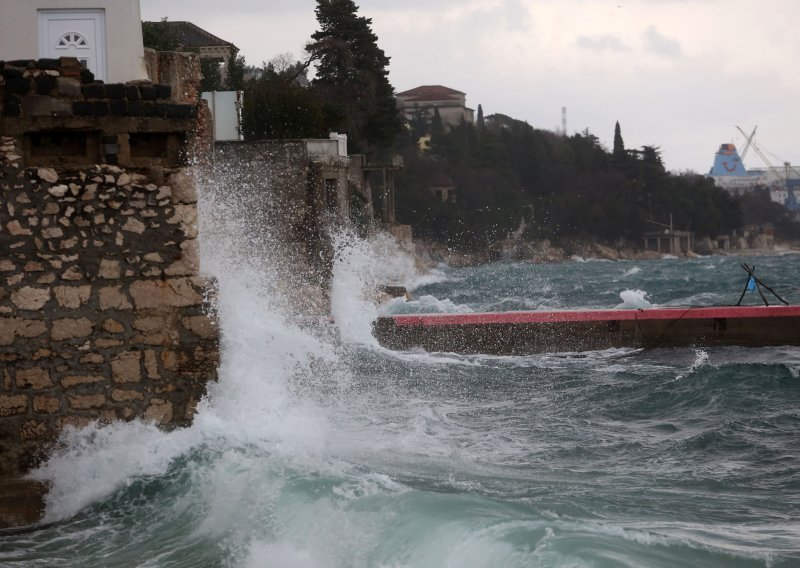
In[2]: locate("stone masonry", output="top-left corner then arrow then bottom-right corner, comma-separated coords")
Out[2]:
0,57 -> 218,481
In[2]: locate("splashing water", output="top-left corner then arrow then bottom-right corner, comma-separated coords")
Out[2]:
4,170 -> 799,567
616,288 -> 654,309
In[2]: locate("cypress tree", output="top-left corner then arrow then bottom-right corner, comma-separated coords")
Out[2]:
225,48 -> 246,91
477,104 -> 485,130
307,0 -> 402,153
430,107 -> 444,147
613,121 -> 625,157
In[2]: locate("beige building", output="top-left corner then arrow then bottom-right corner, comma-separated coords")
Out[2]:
0,0 -> 148,83
396,85 -> 474,129
141,20 -> 237,63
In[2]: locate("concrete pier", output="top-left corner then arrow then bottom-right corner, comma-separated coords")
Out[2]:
373,306 -> 800,355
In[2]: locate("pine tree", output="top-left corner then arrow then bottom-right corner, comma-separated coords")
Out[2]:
306,0 -> 401,153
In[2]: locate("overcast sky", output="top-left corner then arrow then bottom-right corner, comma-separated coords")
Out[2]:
140,0 -> 800,174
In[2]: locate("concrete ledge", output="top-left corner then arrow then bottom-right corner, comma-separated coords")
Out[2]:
374,306 -> 800,354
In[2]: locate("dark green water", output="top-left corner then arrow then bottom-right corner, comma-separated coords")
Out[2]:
1,253 -> 798,567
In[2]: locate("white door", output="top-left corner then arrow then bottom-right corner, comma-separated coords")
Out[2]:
38,9 -> 107,81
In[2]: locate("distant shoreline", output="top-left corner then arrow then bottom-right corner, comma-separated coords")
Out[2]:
410,237 -> 800,269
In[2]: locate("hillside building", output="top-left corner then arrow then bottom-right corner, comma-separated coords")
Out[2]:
141,20 -> 237,64
396,85 -> 474,129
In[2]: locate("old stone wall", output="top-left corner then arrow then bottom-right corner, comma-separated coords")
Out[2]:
0,57 -> 218,479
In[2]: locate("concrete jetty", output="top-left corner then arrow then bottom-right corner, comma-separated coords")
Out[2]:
373,305 -> 800,354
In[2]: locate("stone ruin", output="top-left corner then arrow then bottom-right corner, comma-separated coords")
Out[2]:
0,55 -> 219,519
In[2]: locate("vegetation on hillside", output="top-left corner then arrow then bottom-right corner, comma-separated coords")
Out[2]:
143,5 -> 797,250
395,116 -> 745,250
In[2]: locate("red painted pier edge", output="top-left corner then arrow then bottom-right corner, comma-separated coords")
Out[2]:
389,305 -> 800,327
373,305 -> 800,354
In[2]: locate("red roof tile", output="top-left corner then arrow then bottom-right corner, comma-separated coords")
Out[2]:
397,85 -> 465,98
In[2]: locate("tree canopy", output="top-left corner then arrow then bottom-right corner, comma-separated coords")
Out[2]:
306,0 -> 402,153
396,117 -> 746,250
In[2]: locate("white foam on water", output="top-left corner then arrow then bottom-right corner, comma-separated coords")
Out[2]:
29,420 -> 200,523
622,266 -> 641,277
615,289 -> 655,309
674,348 -> 712,381
380,293 -> 473,316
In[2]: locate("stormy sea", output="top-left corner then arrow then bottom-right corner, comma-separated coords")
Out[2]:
1,182 -> 799,567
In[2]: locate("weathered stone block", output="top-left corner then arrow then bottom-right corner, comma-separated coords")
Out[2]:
182,315 -> 217,339
144,350 -> 160,379
129,278 -> 203,309
166,170 -> 197,204
33,396 -> 60,414
78,354 -> 104,365
15,319 -> 47,339
95,338 -> 123,348
60,266 -> 84,280
10,287 -> 50,310
6,221 -> 32,236
16,368 -> 52,390
111,389 -> 143,402
166,204 -> 198,238
121,217 -> 145,234
102,319 -> 125,333
98,259 -> 121,279
111,351 -> 141,383
132,316 -> 168,333
54,285 -> 91,309
161,350 -> 178,370
56,77 -> 81,97
42,227 -> 64,239
165,239 -> 199,276
58,415 -> 91,429
68,394 -> 106,410
19,419 -> 48,441
0,318 -> 17,345
0,395 -> 28,417
34,75 -> 56,95
98,286 -> 132,310
21,95 -> 71,116
51,317 -> 93,341
61,375 -> 105,389
144,399 -> 173,424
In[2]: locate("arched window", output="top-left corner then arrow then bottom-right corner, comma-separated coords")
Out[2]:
56,32 -> 89,49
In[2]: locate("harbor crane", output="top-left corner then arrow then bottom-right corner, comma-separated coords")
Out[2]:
739,125 -> 757,161
735,125 -> 800,182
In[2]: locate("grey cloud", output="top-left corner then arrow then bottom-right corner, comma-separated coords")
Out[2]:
575,34 -> 629,52
504,0 -> 530,32
643,26 -> 682,57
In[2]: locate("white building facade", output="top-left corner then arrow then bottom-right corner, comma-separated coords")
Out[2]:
0,0 -> 147,83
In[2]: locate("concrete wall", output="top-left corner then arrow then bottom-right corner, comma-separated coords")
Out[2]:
0,0 -> 147,83
212,140 -> 368,312
0,57 -> 218,480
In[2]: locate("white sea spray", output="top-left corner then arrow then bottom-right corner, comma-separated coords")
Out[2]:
616,289 -> 654,308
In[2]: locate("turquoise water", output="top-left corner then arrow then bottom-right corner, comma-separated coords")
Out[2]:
1,250 -> 799,567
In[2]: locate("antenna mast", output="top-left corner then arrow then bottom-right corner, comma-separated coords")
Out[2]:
561,106 -> 567,136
